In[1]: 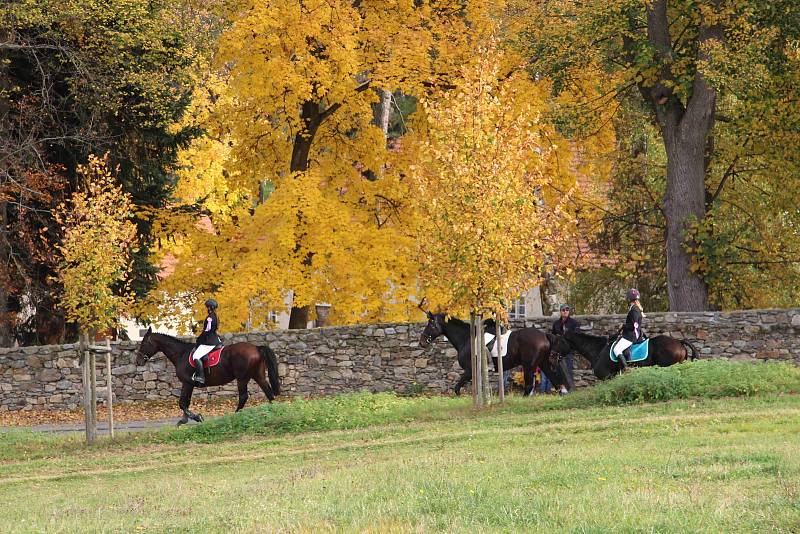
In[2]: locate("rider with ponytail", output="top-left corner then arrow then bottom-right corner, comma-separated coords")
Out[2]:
613,288 -> 644,370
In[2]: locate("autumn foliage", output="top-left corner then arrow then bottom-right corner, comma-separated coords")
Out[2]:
410,42 -> 576,316
55,155 -> 137,335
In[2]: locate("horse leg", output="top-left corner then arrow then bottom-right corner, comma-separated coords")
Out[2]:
236,378 -> 249,412
522,364 -> 535,396
179,381 -> 204,423
254,373 -> 275,403
454,371 -> 471,396
177,381 -> 195,425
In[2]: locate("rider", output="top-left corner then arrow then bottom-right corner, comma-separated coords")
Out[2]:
192,298 -> 221,386
613,289 -> 644,371
552,304 -> 579,394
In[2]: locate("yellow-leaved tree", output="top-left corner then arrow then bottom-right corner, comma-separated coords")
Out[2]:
411,41 -> 576,318
56,154 -> 137,337
146,0 -> 502,331
410,40 -> 577,404
55,154 -> 136,444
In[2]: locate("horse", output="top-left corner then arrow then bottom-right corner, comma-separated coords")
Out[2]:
418,312 -> 568,396
560,330 -> 697,380
134,327 -> 281,425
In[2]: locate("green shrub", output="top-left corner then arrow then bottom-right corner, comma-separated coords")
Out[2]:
168,391 -> 470,443
557,359 -> 800,408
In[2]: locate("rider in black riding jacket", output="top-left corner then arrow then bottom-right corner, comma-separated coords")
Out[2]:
192,299 -> 222,385
614,289 -> 645,370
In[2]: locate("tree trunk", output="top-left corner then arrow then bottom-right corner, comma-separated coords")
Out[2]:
663,135 -> 709,311
379,89 -> 392,137
288,305 -> 310,329
0,201 -> 11,347
287,102 -> 320,329
643,0 -> 718,311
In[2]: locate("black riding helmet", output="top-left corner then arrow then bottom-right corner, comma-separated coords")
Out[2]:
625,288 -> 640,302
205,298 -> 219,310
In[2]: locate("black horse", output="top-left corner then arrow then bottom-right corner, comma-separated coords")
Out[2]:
135,328 -> 281,425
560,330 -> 697,380
418,312 -> 568,396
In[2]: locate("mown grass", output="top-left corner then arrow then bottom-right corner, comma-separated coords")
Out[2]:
1,395 -> 798,533
0,360 -> 798,533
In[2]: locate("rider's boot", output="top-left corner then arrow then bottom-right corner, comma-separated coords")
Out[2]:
192,357 -> 206,386
620,348 -> 631,372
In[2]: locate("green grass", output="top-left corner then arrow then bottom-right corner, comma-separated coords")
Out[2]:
1,361 -> 799,532
167,359 -> 800,443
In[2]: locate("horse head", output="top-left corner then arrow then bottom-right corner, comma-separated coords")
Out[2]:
419,312 -> 446,348
547,333 -> 572,358
134,326 -> 158,365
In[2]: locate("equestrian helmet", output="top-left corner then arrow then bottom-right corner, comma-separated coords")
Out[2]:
625,288 -> 640,302
205,298 -> 219,310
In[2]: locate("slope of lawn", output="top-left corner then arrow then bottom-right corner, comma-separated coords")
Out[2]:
172,359 -> 800,443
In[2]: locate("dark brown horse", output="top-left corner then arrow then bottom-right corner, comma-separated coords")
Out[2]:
560,330 -> 697,380
418,313 -> 568,396
135,327 -> 280,425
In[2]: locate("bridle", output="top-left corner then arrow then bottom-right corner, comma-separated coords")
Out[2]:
135,337 -> 156,363
422,315 -> 442,345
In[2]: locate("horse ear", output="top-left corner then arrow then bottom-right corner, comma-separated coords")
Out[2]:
145,326 -> 152,336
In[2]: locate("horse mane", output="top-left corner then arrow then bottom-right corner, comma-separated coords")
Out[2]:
151,332 -> 192,346
569,330 -> 608,343
445,316 -> 469,328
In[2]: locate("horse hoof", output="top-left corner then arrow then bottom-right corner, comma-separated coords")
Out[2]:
177,417 -> 188,426
194,414 -> 204,423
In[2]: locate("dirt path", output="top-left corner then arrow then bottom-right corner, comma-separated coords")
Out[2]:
0,417 -> 197,434
0,398 -> 263,429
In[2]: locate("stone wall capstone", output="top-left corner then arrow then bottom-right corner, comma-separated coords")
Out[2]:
1,308 -> 799,412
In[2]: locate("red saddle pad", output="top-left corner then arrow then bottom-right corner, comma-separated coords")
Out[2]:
189,347 -> 224,369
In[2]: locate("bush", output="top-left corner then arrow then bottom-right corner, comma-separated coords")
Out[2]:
168,391 -> 470,443
557,359 -> 800,408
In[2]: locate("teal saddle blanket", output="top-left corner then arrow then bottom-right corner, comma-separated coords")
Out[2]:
609,338 -> 650,363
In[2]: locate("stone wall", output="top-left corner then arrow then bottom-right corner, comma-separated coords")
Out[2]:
1,308 -> 799,412
0,323 -> 457,412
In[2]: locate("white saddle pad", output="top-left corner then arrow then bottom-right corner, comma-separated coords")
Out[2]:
484,331 -> 512,358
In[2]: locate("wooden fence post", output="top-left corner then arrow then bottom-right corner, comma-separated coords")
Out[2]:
496,309 -> 505,403
105,337 -> 114,438
478,315 -> 490,406
80,332 -> 96,445
469,312 -> 478,406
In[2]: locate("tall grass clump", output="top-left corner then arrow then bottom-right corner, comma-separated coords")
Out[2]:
558,359 -> 800,408
169,391 -> 470,443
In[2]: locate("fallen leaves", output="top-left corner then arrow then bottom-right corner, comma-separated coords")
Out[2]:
0,397 -> 274,427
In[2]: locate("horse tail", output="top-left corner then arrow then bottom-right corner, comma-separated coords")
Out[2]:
259,345 -> 281,396
680,339 -> 698,361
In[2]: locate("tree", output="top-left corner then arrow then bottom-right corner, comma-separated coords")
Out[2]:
520,0 -> 800,311
146,0 -> 500,330
410,41 -> 576,404
55,154 -> 136,444
55,155 -> 137,336
0,0 -> 204,344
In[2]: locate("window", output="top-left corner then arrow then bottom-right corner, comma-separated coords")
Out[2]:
267,311 -> 279,324
508,296 -> 526,319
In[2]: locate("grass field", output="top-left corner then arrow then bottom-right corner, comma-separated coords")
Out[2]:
1,361 -> 799,533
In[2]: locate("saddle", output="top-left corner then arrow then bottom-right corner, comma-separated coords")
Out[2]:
609,338 -> 649,363
188,345 -> 224,369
